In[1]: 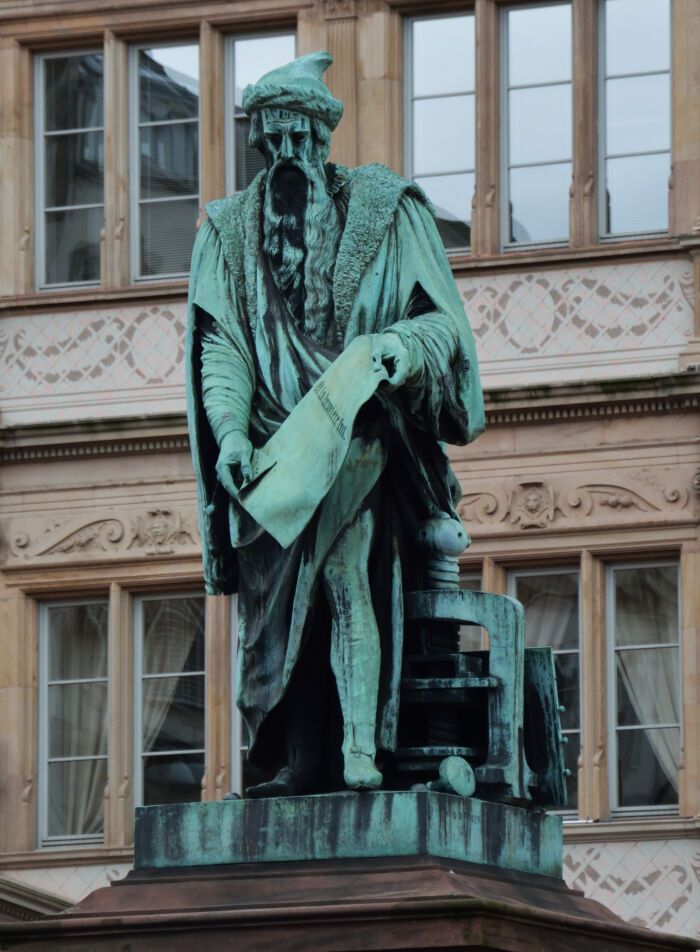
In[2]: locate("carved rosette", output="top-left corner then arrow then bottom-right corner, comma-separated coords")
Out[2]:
128,507 -> 197,555
321,0 -> 357,18
509,481 -> 555,529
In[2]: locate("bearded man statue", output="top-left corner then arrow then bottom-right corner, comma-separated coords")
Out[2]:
187,51 -> 485,797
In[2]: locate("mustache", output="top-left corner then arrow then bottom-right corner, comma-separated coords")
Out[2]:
267,160 -> 311,218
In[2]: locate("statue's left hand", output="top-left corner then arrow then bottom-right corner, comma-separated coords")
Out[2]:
372,334 -> 412,390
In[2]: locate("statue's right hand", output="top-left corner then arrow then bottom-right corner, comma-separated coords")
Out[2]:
216,431 -> 253,495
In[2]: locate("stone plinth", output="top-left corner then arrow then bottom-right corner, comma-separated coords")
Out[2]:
134,790 -> 562,878
0,853 -> 696,952
0,793 -> 695,951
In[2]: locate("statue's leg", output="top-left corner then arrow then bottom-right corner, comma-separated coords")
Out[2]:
323,507 -> 382,790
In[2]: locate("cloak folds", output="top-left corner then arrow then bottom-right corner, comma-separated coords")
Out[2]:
186,162 -> 485,775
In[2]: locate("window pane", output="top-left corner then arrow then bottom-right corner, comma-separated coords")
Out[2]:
616,647 -> 680,727
142,675 -> 205,752
509,162 -> 571,243
49,683 -> 108,758
554,654 -> 580,731
140,122 -> 198,199
516,573 -> 579,652
48,603 -> 108,680
508,4 -> 571,87
412,15 -> 474,97
142,596 -> 205,674
605,153 -> 669,235
605,0 -> 670,76
617,727 -> 679,807
233,35 -> 296,109
234,116 -> 267,191
509,84 -> 571,166
414,173 -> 473,250
606,74 -> 670,156
139,46 -> 199,122
44,54 -> 103,131
45,131 -> 104,207
613,565 -> 678,646
47,759 -> 107,837
139,198 -> 199,277
143,752 -> 204,806
413,95 -> 475,175
45,207 -> 102,284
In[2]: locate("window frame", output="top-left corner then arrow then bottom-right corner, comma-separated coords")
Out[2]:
597,0 -> 672,242
507,565 -> 582,816
34,48 -> 105,292
38,596 -> 110,848
133,590 -> 207,809
499,0 -> 574,251
223,30 -> 297,199
403,10 -> 476,255
229,594 -> 245,796
605,559 -> 681,816
128,39 -> 201,284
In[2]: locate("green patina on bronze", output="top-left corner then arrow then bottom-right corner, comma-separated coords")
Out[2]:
134,791 -> 563,878
185,48 -> 566,833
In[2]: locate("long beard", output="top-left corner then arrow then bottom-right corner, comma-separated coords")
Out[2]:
262,159 -> 341,344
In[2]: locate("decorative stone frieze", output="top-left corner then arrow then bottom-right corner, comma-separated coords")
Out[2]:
2,508 -> 199,565
457,473 -> 691,534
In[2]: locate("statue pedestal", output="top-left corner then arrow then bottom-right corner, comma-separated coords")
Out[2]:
0,793 -> 694,952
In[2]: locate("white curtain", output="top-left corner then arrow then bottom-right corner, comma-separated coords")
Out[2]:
518,573 -> 578,651
141,598 -> 203,756
614,567 -> 680,793
48,603 -> 108,838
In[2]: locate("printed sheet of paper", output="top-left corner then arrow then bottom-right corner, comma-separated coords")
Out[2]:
238,336 -> 388,548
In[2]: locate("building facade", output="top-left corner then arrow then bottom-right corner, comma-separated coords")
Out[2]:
0,0 -> 698,938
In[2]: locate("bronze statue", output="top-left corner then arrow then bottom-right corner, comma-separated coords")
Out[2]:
187,52 -> 484,797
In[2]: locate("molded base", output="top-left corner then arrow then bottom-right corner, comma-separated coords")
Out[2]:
134,790 -> 563,878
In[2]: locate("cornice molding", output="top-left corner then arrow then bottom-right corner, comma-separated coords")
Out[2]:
1,373 -> 698,462
0,434 -> 190,464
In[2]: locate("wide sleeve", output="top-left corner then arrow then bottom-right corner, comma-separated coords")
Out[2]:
186,219 -> 257,594
190,220 -> 256,445
384,194 -> 485,446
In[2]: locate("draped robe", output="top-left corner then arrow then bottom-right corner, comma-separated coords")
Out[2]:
186,162 -> 485,774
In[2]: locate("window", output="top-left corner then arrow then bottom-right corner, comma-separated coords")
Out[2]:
405,13 -> 475,250
35,52 -> 104,288
600,0 -> 671,237
130,43 -> 200,280
503,3 -> 572,246
134,594 -> 206,806
509,569 -> 580,812
607,562 -> 680,812
226,33 -> 296,195
405,0 -> 672,253
38,600 -> 109,845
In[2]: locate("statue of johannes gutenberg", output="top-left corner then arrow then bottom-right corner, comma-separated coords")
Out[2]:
187,52 -> 484,796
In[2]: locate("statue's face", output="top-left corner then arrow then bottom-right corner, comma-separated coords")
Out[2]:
260,109 -> 315,168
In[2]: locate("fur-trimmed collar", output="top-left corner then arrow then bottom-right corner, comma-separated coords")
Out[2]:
204,163 -> 430,339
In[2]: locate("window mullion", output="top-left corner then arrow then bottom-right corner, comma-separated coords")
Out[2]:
200,21 -> 226,209
103,30 -> 130,289
473,0 -> 500,256
570,0 -> 598,247
579,550 -> 608,820
678,542 -> 698,819
203,593 -> 233,802
104,582 -> 134,848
